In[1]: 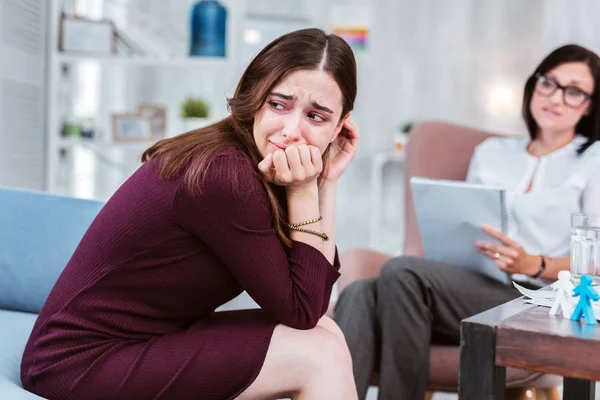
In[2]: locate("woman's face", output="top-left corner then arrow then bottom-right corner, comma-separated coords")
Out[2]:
530,62 -> 594,135
253,69 -> 346,158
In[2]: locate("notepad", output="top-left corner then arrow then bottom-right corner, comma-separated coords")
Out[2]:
410,176 -> 511,285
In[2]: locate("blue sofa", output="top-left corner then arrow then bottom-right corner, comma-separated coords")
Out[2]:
0,187 -> 104,399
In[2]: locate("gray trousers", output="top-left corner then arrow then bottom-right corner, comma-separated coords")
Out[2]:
333,256 -> 520,400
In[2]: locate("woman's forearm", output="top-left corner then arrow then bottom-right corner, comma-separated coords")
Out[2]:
318,180 -> 337,264
286,183 -> 324,254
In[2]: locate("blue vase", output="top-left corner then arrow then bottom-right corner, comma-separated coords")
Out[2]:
189,0 -> 227,57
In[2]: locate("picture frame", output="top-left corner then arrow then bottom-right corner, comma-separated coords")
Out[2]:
138,104 -> 167,140
112,114 -> 153,142
59,13 -> 117,55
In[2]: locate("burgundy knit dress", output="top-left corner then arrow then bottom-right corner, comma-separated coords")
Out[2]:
21,147 -> 340,400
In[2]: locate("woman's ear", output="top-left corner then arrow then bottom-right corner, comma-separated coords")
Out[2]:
332,113 -> 351,142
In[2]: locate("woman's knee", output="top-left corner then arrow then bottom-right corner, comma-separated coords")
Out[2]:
377,256 -> 436,301
237,325 -> 352,399
317,316 -> 346,344
317,316 -> 353,364
273,323 -> 352,372
273,324 -> 352,385
310,326 -> 353,373
379,255 -> 429,283
294,327 -> 356,398
335,277 -> 378,313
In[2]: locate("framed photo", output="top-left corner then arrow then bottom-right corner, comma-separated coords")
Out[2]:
138,104 -> 167,139
112,114 -> 153,142
59,14 -> 116,55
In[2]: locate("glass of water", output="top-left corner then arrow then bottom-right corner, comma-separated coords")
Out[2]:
570,213 -> 600,284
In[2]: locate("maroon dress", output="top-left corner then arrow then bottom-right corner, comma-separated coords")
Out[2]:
21,147 -> 340,400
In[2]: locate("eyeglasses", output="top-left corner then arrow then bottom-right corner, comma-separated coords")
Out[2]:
534,73 -> 592,108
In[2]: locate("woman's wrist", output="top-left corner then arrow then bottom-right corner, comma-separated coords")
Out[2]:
285,181 -> 319,198
319,179 -> 337,197
318,180 -> 337,212
528,255 -> 545,277
322,175 -> 339,185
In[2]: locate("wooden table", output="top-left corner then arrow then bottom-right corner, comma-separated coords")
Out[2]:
459,296 -> 600,400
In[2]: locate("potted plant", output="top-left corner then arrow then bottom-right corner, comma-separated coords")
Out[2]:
180,96 -> 211,132
393,121 -> 414,150
400,121 -> 414,134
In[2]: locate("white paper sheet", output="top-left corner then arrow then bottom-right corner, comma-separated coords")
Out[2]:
513,282 -> 600,320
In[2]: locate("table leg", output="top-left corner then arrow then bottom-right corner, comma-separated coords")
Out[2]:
563,377 -> 595,400
459,321 -> 506,399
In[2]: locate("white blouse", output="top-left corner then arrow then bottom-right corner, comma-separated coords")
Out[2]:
466,135 -> 600,276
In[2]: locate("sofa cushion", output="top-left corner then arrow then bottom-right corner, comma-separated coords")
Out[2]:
0,309 -> 45,399
0,187 -> 103,313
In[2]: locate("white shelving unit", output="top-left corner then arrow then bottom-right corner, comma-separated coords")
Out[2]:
56,53 -> 231,68
45,0 -> 247,198
57,136 -> 154,153
369,150 -> 406,249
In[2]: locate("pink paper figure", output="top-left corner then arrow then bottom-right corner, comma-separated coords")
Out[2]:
550,270 -> 575,318
570,275 -> 599,326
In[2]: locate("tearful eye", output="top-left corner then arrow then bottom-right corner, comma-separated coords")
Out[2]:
269,101 -> 285,110
308,113 -> 326,122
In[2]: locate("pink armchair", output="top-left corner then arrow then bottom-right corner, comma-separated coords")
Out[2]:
336,121 -> 561,399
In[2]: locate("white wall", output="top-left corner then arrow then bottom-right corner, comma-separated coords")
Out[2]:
58,0 -> 600,252
336,0 -> 600,252
0,0 -> 49,190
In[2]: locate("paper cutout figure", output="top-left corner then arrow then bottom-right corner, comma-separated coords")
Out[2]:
570,275 -> 599,326
550,270 -> 575,318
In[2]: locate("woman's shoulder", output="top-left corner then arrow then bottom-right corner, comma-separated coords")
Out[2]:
579,139 -> 600,168
474,135 -> 528,154
211,146 -> 258,177
582,138 -> 600,156
199,146 -> 263,196
210,146 -> 255,167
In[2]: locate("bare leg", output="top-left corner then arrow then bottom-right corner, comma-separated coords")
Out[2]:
316,315 -> 353,365
236,316 -> 357,400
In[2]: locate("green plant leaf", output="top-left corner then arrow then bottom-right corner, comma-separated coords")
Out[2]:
400,121 -> 414,134
181,96 -> 210,119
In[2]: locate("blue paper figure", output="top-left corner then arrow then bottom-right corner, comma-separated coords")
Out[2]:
570,275 -> 599,325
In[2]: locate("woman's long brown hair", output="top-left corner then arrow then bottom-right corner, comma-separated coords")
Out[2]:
142,28 -> 357,247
